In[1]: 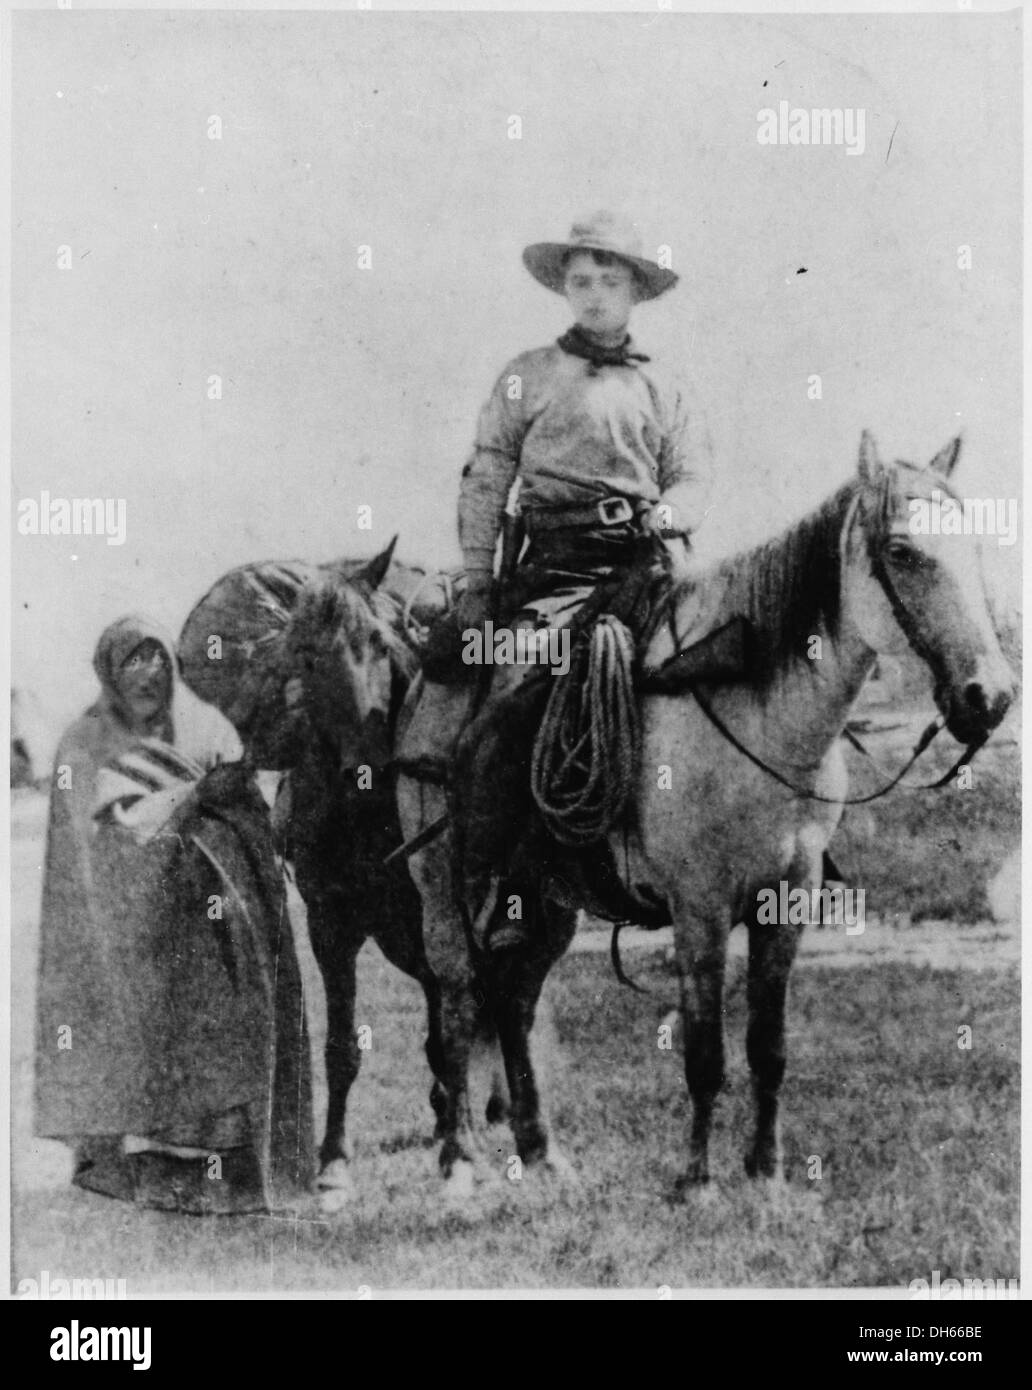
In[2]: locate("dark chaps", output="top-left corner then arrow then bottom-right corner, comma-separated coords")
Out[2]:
452,534 -> 675,933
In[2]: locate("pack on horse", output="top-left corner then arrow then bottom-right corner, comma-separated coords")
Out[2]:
394,433 -> 1016,1197
180,542 -> 508,1207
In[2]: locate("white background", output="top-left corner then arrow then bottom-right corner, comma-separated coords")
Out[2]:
9,4 -> 1022,726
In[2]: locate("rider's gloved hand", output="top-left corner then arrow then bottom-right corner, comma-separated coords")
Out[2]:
456,572 -> 493,632
641,500 -> 685,538
661,535 -> 698,585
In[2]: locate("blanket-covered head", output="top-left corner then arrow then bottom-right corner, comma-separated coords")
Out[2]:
93,614 -> 178,734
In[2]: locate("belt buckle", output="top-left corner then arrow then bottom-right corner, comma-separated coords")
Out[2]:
597,496 -> 633,527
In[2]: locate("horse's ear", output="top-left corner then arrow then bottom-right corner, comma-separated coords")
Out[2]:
355,535 -> 398,592
857,430 -> 884,484
927,434 -> 962,480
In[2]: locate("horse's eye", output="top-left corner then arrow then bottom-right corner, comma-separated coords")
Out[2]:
368,631 -> 389,658
884,541 -> 921,569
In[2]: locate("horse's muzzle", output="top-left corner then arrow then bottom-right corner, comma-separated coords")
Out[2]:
939,657 -> 1016,745
340,709 -> 392,773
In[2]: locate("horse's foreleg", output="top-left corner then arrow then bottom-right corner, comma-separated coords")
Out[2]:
400,780 -> 482,1191
745,908 -> 803,1181
673,908 -> 729,1187
372,898 -> 449,1137
424,981 -> 449,1138
490,960 -> 547,1166
431,974 -> 480,1185
489,898 -> 576,1176
482,1050 -> 510,1127
306,899 -> 362,1178
407,877 -> 479,1182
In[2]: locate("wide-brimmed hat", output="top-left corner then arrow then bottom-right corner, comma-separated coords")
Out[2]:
522,210 -> 678,301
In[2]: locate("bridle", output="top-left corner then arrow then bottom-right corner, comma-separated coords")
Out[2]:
663,481 -> 987,806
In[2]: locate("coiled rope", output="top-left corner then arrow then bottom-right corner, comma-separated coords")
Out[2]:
530,614 -> 639,846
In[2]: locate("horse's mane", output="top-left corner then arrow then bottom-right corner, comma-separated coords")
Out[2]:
290,571 -> 420,688
688,479 -> 862,676
369,587 -> 421,686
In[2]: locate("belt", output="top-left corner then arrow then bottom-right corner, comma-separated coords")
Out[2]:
523,495 -> 639,535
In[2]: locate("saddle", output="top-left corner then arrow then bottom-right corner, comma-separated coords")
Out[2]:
527,548 -> 756,928
398,541 -> 759,932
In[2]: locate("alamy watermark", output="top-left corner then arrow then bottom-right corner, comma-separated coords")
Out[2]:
908,491 -> 1018,547
16,1269 -> 127,1299
908,1269 -> 1018,1301
462,621 -> 571,676
50,1323 -> 151,1371
756,101 -> 866,156
756,881 -> 866,934
17,492 -> 127,546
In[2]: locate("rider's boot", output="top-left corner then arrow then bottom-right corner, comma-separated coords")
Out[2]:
455,671 -> 551,953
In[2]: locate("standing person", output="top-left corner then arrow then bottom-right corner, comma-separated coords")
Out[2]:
413,210 -> 715,947
34,614 -> 315,1214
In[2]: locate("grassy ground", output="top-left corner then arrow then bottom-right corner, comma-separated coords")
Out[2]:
833,716 -> 1019,922
12,780 -> 1019,1291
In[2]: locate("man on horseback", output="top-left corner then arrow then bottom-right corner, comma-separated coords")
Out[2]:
410,210 -> 715,948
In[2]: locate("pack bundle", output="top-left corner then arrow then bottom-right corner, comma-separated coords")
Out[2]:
178,555 -> 455,768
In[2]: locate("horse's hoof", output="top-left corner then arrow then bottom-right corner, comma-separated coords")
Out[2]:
540,1148 -> 580,1187
319,1185 -> 354,1215
442,1160 -> 476,1204
674,1166 -> 710,1194
754,1172 -> 788,1197
745,1149 -> 782,1182
317,1158 -> 356,1212
672,1171 -> 717,1209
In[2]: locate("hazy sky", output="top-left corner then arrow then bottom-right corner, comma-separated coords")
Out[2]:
10,6 -> 1022,730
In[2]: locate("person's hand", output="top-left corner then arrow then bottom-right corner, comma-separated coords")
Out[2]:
196,759 -> 251,810
660,535 -> 699,585
456,573 -> 493,632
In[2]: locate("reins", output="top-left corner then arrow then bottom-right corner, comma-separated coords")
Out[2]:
686,684 -> 985,805
652,485 -> 988,804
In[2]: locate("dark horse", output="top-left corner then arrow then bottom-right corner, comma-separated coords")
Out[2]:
273,542 -> 505,1206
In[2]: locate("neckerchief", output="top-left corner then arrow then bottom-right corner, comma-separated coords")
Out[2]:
557,324 -> 650,370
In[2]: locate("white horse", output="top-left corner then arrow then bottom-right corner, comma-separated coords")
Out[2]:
397,433 -> 1016,1196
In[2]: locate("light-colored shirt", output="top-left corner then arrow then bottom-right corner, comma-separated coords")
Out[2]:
458,342 -> 713,572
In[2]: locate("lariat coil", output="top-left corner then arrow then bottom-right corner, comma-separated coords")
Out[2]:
530,615 -> 638,845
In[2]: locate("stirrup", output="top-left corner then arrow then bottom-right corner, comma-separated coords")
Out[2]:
471,876 -> 533,954
485,919 -> 533,953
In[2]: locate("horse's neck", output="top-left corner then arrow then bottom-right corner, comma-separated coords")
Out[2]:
652,581 -> 878,772
759,629 -> 877,767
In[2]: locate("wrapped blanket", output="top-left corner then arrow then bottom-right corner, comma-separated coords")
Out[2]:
35,616 -> 315,1213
